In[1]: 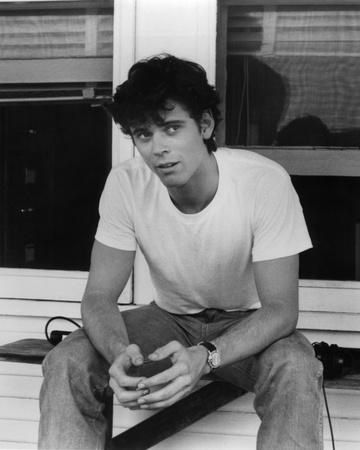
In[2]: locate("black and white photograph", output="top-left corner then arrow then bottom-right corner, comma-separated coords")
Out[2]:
0,1 -> 360,449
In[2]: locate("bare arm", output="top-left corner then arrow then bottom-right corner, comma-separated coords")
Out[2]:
136,254 -> 300,409
211,253 -> 299,366
81,240 -> 135,364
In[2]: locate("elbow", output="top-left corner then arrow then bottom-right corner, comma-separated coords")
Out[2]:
281,308 -> 299,337
80,297 -> 93,334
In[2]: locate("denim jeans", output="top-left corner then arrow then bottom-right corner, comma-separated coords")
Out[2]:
39,303 -> 323,450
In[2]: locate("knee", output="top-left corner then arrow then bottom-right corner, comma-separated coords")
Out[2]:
256,332 -> 323,387
42,329 -> 108,384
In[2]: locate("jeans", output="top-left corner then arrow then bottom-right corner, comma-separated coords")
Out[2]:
39,303 -> 323,450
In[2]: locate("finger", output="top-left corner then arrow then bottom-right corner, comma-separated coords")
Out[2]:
137,361 -> 188,389
148,340 -> 183,361
138,374 -> 191,406
126,343 -> 144,366
109,377 -> 149,405
139,387 -> 190,410
109,363 -> 145,389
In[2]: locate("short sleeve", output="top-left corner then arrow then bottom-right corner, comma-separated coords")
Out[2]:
252,169 -> 312,262
95,169 -> 137,251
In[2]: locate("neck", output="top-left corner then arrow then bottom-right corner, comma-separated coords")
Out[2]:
169,153 -> 219,214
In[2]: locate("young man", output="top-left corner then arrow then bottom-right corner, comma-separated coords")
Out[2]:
39,54 -> 323,450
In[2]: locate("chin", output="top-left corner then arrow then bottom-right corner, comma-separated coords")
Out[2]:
160,176 -> 187,189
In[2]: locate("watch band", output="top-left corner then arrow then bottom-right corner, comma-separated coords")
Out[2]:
198,341 -> 217,353
198,341 -> 221,370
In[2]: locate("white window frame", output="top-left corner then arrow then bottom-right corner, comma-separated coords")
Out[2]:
0,0 -> 133,304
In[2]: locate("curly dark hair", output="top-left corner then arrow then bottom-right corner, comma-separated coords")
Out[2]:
105,54 -> 221,152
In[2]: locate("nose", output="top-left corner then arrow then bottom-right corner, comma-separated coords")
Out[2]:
151,131 -> 169,156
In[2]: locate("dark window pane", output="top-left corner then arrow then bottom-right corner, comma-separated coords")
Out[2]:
292,176 -> 360,281
0,101 -> 111,270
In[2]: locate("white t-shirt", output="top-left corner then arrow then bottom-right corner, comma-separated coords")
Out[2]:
95,148 -> 312,314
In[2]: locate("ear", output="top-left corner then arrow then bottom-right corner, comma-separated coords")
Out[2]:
200,110 -> 215,140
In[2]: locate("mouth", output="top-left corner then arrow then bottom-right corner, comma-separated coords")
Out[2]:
156,162 -> 179,170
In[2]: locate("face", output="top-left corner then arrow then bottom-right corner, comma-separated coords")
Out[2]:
130,102 -> 214,190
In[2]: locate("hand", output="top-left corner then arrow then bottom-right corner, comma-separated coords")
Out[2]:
135,340 -> 210,410
109,344 -> 150,409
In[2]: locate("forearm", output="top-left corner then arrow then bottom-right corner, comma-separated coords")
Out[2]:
81,293 -> 129,364
213,304 -> 298,367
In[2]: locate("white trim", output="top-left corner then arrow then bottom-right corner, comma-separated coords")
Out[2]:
299,279 -> 360,289
250,148 -> 360,177
111,0 -> 136,166
0,268 -> 131,303
0,58 -> 112,84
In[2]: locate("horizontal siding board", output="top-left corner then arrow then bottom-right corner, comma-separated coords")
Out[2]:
0,300 -> 82,320
298,312 -> 360,332
0,420 -> 37,444
301,330 -> 360,348
0,299 -> 135,318
0,363 -> 42,377
299,288 -> 360,313
0,375 -> 41,399
0,269 -> 131,304
0,442 -> 36,449
0,331 -> 47,346
0,398 -> 39,422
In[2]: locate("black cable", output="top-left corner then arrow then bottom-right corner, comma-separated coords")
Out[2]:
44,316 -> 81,345
322,379 -> 335,450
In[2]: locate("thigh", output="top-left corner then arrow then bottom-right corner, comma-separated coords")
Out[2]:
212,331 -> 319,393
42,327 -> 110,390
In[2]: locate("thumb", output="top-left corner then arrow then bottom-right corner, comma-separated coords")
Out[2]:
148,340 -> 183,361
126,343 -> 144,366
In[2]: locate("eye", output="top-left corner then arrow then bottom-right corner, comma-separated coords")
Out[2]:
134,130 -> 152,142
165,124 -> 180,135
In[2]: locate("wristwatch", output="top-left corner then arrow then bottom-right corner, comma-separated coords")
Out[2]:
198,341 -> 221,370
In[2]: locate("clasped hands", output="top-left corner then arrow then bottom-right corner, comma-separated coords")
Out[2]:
109,340 -> 209,410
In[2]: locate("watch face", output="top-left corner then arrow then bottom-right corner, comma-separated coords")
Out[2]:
209,351 -> 221,368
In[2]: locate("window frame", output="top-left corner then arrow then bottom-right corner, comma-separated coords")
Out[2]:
0,0 -> 133,304
217,0 -> 360,291
216,0 -> 360,177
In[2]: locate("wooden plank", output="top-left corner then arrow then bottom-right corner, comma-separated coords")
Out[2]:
299,288 -> 360,313
301,330 -> 360,349
0,300 -> 81,319
0,375 -> 41,398
0,268 -> 131,303
298,312 -> 360,332
0,398 -> 39,421
109,382 -> 246,450
250,148 -> 360,177
0,362 -> 42,376
0,420 -> 37,444
0,331 -> 48,347
0,339 -> 53,364
0,443 -> 36,450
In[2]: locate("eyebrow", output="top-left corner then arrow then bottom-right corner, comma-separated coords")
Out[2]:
132,120 -> 186,135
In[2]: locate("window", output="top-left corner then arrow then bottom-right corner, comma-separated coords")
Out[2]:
0,0 -> 113,271
217,0 -> 360,281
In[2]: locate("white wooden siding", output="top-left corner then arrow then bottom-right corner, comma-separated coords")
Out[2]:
1,360 -> 359,450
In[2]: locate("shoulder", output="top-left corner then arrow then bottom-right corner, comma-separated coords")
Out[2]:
216,147 -> 289,188
107,156 -> 156,190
